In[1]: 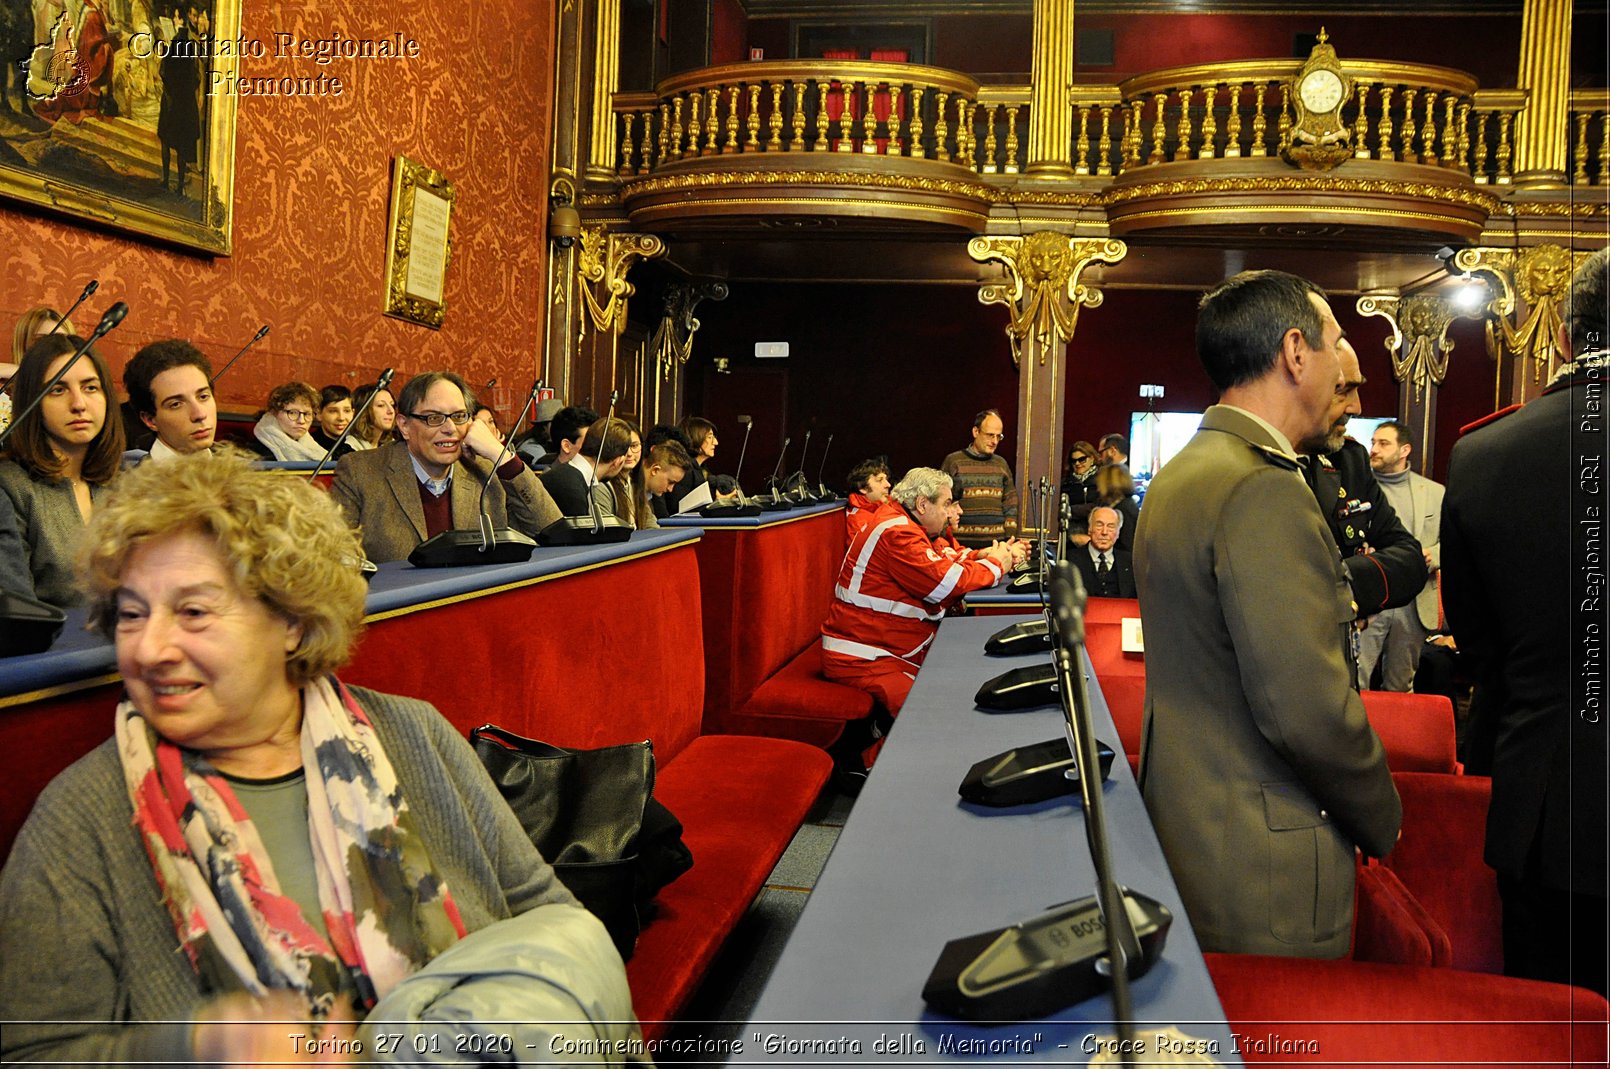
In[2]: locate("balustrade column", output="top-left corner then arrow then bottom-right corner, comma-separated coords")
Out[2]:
1026,0 -> 1076,175
1512,0 -> 1572,187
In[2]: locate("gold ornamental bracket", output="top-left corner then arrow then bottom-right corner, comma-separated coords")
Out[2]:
969,233 -> 1127,366
1453,244 -> 1590,384
1356,292 -> 1479,404
576,225 -> 666,335
651,281 -> 730,379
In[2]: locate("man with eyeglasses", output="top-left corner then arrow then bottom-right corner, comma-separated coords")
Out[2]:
331,371 -> 561,563
939,408 -> 1019,549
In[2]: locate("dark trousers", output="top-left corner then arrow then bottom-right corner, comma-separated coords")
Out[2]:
1497,871 -> 1608,996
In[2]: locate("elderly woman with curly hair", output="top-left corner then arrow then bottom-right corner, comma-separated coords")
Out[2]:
0,451 -> 633,1066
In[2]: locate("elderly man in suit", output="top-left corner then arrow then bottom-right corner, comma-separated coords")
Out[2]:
1135,269 -> 1401,958
1356,419 -> 1444,690
332,371 -> 561,564
1070,505 -> 1135,598
1442,248 -> 1608,996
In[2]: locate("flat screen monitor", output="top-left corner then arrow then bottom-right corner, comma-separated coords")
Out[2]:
1127,411 -> 1396,481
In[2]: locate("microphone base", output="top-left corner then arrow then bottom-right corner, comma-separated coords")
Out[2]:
758,497 -> 793,512
922,890 -> 1172,1022
1,589 -> 67,657
984,619 -> 1053,656
974,662 -> 1058,710
536,515 -> 634,547
698,502 -> 764,518
409,529 -> 539,568
959,736 -> 1116,807
1009,571 -> 1044,594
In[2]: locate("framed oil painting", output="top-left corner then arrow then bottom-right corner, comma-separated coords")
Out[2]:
0,0 -> 240,255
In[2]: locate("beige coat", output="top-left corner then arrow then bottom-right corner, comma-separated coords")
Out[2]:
331,441 -> 561,564
1134,405 -> 1401,958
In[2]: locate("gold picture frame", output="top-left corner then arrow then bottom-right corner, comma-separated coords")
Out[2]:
0,0 -> 242,255
382,155 -> 455,329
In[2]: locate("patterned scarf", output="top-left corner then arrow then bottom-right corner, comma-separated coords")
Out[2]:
116,676 -> 466,1015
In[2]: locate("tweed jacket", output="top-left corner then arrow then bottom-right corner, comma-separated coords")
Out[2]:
331,441 -> 561,564
1134,405 -> 1401,958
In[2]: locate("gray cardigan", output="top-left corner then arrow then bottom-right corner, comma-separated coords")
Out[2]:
0,686 -> 578,1068
0,459 -> 100,607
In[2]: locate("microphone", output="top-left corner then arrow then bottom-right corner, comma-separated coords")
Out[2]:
209,324 -> 270,386
537,389 -> 632,546
814,432 -> 837,500
308,367 -> 393,483
787,429 -> 819,503
41,279 -> 97,339
698,414 -> 762,517
928,555 -> 1169,1027
760,435 -> 793,511
0,301 -> 129,450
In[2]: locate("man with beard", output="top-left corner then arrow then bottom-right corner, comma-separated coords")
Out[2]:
1297,337 -> 1426,628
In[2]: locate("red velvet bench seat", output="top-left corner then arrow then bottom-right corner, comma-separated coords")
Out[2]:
723,641 -> 875,747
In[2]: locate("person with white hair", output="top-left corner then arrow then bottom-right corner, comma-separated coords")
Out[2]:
820,466 -> 1022,718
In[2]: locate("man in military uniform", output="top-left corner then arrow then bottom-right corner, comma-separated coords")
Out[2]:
1135,270 -> 1401,958
1296,338 -> 1427,629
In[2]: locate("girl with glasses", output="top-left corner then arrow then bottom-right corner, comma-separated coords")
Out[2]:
252,382 -> 326,462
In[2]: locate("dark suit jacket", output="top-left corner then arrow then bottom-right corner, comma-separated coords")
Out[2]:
330,442 -> 561,564
1071,544 -> 1136,598
539,460 -> 618,519
1443,365 -> 1605,895
1135,405 -> 1400,958
1304,439 -> 1427,618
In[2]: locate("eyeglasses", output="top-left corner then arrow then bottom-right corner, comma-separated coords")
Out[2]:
404,410 -> 472,427
279,408 -> 313,422
1071,454 -> 1091,463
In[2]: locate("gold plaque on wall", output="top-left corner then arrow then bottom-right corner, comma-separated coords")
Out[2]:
383,156 -> 455,328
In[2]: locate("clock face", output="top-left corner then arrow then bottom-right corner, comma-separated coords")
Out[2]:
1299,68 -> 1345,113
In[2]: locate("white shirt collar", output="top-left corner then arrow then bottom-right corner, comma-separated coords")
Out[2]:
147,436 -> 206,463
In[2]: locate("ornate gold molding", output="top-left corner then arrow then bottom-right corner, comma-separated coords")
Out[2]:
623,168 -> 997,200
1506,200 -> 1610,217
968,233 -> 1127,366
1356,293 -> 1477,403
1453,243 -> 1589,383
650,281 -> 730,379
576,226 -> 666,335
1103,175 -> 1502,213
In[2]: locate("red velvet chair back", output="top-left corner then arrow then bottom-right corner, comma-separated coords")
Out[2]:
1360,690 -> 1459,773
1205,953 -> 1606,1066
1085,620 -> 1145,679
1383,770 -> 1504,974
1084,597 -> 1139,625
1097,673 -> 1145,756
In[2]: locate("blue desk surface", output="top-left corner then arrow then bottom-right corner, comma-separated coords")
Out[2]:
733,616 -> 1239,1065
0,528 -> 699,702
660,501 -> 842,529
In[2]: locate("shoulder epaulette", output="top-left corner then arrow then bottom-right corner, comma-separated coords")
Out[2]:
1249,442 -> 1301,471
1459,404 -> 1521,436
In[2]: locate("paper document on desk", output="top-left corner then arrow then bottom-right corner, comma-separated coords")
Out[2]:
676,482 -> 713,514
1121,617 -> 1145,653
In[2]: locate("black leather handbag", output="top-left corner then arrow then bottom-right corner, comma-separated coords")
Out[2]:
471,724 -> 693,960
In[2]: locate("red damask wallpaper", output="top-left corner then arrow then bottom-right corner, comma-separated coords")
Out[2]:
1,0 -> 556,421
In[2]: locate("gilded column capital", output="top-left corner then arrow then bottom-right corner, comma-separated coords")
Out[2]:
577,226 -> 666,335
969,233 -> 1127,367
651,281 -> 730,379
1453,244 -> 1586,384
1356,293 -> 1478,404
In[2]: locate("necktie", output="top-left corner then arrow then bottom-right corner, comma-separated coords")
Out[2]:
1097,552 -> 1109,576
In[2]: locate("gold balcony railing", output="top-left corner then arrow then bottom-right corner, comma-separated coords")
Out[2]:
614,60 -> 984,174
612,59 -> 1606,191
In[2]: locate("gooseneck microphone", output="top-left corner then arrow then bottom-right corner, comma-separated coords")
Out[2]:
41,279 -> 98,340
0,301 -> 129,451
760,435 -> 793,511
814,432 -> 837,500
788,429 -> 818,503
537,389 -> 632,546
209,324 -> 271,386
307,367 -> 393,483
474,378 -> 543,549
698,414 -> 762,517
